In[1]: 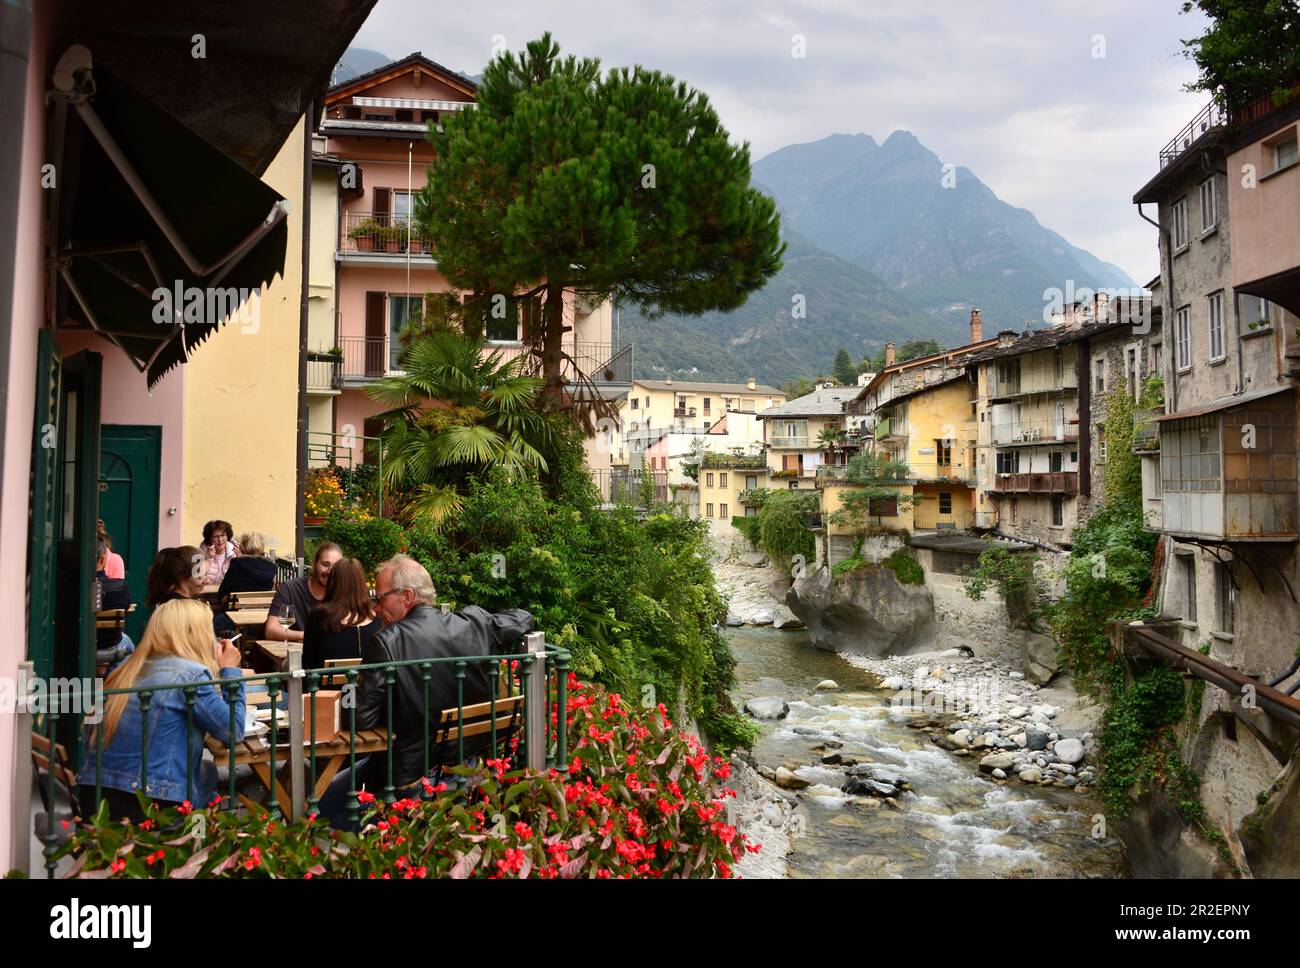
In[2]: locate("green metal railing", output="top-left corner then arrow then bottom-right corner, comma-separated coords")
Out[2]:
37,632 -> 570,878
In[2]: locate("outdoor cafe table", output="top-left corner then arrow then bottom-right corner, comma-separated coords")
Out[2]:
250,639 -> 288,673
226,608 -> 270,631
205,727 -> 390,817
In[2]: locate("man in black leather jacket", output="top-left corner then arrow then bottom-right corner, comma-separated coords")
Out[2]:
319,555 -> 532,827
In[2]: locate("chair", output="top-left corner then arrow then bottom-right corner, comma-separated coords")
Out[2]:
430,695 -> 525,778
228,590 -> 276,610
321,657 -> 361,688
31,731 -> 83,844
94,608 -> 131,676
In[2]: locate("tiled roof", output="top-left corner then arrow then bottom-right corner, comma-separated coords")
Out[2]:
757,386 -> 861,418
635,380 -> 784,395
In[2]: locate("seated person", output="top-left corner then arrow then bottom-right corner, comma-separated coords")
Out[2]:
265,542 -> 341,643
302,557 -> 380,671
198,520 -> 240,585
97,519 -> 126,579
145,546 -> 205,607
318,555 -> 533,828
215,531 -> 277,604
77,599 -> 245,823
95,541 -> 135,673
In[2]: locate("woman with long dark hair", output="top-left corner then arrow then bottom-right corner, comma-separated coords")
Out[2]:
302,557 -> 379,670
145,546 -> 205,607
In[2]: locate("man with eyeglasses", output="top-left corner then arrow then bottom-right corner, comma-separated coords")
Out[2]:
318,554 -> 533,827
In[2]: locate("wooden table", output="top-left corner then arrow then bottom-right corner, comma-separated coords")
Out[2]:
252,639 -> 289,672
206,727 -> 391,816
226,608 -> 270,631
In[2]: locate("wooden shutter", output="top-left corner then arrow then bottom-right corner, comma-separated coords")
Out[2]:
372,187 -> 391,224
365,291 -> 386,376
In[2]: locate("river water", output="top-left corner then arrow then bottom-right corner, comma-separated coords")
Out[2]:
728,626 -> 1129,879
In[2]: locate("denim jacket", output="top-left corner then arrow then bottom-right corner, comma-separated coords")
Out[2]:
77,657 -> 245,804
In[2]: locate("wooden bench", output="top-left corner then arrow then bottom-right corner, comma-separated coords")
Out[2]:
430,694 -> 524,777
31,732 -> 82,842
321,656 -> 361,688
228,590 -> 276,610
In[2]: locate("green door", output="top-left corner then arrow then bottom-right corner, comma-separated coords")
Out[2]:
99,426 -> 162,643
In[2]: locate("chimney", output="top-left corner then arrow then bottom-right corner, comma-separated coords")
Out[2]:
665,376 -> 672,385
969,308 -> 983,343
747,377 -> 756,390
885,342 -> 896,366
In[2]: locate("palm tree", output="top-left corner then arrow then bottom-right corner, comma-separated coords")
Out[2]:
817,426 -> 847,464
363,331 -> 554,526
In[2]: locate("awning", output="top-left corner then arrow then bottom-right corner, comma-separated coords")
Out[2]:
52,61 -> 290,387
1234,267 -> 1300,319
1156,385 -> 1293,422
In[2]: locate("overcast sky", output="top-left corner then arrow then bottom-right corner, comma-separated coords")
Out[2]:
351,0 -> 1214,285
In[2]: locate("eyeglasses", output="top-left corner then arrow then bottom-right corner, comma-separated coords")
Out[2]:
374,589 -> 403,602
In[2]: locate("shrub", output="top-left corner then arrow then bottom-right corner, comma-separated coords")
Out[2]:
758,490 -> 816,577
882,547 -> 924,586
323,510 -> 408,574
731,516 -> 761,550
58,678 -> 757,879
304,467 -> 345,518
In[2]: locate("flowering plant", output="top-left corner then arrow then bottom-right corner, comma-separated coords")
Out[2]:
58,676 -> 757,879
304,467 -> 346,518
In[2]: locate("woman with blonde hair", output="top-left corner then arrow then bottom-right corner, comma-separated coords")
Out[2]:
77,598 -> 245,821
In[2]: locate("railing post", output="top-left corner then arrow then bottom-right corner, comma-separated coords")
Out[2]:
524,632 -> 548,772
286,646 -> 305,821
13,661 -> 34,877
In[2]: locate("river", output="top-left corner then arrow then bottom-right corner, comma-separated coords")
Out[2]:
727,626 -> 1130,878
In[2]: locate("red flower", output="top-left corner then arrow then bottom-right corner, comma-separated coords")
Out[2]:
177,800 -> 193,815
110,858 -> 125,874
243,846 -> 262,871
357,790 -> 376,805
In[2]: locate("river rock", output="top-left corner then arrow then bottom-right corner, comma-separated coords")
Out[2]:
843,776 -> 898,798
1007,705 -> 1028,720
772,606 -> 805,630
951,729 -> 971,749
761,803 -> 784,826
979,753 -> 1017,774
992,768 -> 1007,780
1018,767 -> 1043,784
774,767 -> 809,790
783,563 -> 937,657
739,551 -> 769,568
744,697 -> 790,720
1026,728 -> 1050,751
1011,732 -> 1028,748
814,679 -> 840,691
821,752 -> 844,764
725,613 -> 744,627
749,610 -> 774,627
1022,631 -> 1061,686
1054,738 -> 1086,764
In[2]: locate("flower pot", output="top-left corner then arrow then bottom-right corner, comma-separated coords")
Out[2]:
303,515 -> 326,526
354,236 -> 375,252
384,239 -> 402,253
408,239 -> 425,254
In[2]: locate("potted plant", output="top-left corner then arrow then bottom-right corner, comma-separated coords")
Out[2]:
407,233 -> 426,255
347,218 -> 382,251
382,224 -> 403,253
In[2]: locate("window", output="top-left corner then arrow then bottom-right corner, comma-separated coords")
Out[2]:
1199,177 -> 1217,232
720,473 -> 728,488
1053,348 -> 1064,383
1152,343 -> 1164,377
389,294 -> 424,368
1216,562 -> 1235,635
936,440 -> 952,467
720,503 -> 729,519
705,472 -> 714,487
938,492 -> 953,515
787,481 -> 798,490
1208,292 -> 1225,360
703,398 -> 711,415
1161,417 -> 1222,493
1126,347 -> 1139,398
1050,451 -> 1063,473
1181,555 -> 1197,623
869,496 -> 899,517
392,190 -> 415,225
1273,132 -> 1298,172
1051,495 -> 1065,527
1070,450 -> 1078,463
996,451 -> 1021,474
1240,294 -> 1272,329
745,506 -> 757,517
631,398 -> 639,410
1098,430 -> 1108,463
706,503 -> 714,518
1172,197 -> 1189,249
485,298 -> 518,342
1175,307 -> 1192,370
1094,359 -> 1106,394
746,475 -> 758,489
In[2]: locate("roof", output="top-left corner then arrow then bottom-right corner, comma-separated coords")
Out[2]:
971,316 -> 1133,364
1157,385 -> 1293,423
634,380 -> 784,395
876,373 -> 968,409
321,119 -> 433,136
1133,127 -> 1227,205
326,52 -> 478,101
909,533 -> 1035,554
757,386 -> 861,418
854,337 -> 1000,402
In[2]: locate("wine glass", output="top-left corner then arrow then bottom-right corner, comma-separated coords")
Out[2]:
274,603 -> 296,631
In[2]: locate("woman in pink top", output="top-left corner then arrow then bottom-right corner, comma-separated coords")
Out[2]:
199,519 -> 240,584
97,519 -> 126,579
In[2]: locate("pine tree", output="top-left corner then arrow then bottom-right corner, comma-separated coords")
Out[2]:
832,348 -> 857,385
419,34 -> 785,410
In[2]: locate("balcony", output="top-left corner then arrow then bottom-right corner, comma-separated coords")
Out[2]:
674,407 -> 698,419
340,336 -> 633,388
1159,100 -> 1226,170
339,212 -> 434,257
1133,407 -> 1162,454
768,436 -> 811,449
990,472 -> 1079,496
991,419 -> 1079,447
988,370 -> 1078,402
306,350 -> 342,393
875,417 -> 909,440
909,463 -> 976,485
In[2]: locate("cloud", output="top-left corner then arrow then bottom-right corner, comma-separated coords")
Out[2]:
351,0 -> 1213,282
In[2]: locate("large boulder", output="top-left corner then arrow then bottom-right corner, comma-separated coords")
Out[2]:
784,564 -> 936,657
744,697 -> 790,720
772,605 -> 805,630
1022,631 -> 1061,686
739,551 -> 769,568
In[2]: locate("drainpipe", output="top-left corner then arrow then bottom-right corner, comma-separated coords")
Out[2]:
295,107 -> 313,563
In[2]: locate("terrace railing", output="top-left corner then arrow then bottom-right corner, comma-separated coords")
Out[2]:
1159,100 -> 1226,170
33,633 -> 569,877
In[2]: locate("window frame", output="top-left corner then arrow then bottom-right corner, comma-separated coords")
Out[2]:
1198,177 -> 1217,233
1171,196 -> 1189,250
1207,291 -> 1225,361
1175,306 -> 1192,371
